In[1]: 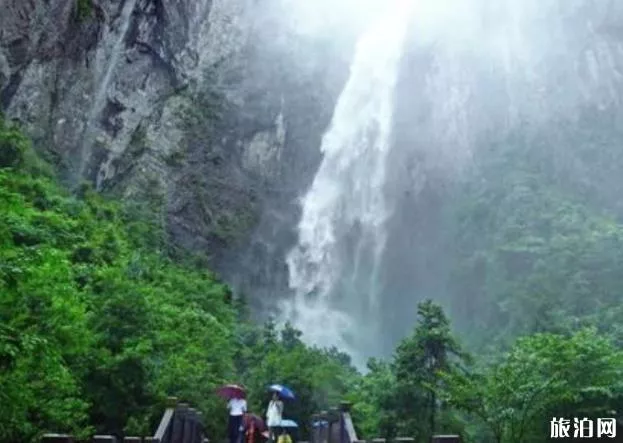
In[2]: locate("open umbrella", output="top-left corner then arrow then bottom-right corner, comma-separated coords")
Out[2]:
244,413 -> 267,432
244,413 -> 266,443
217,383 -> 246,399
268,384 -> 295,400
279,419 -> 298,428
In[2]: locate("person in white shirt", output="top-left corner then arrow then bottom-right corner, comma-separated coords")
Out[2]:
228,395 -> 247,443
265,392 -> 283,443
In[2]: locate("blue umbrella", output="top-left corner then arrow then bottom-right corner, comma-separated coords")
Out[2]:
268,384 -> 295,400
279,419 -> 298,428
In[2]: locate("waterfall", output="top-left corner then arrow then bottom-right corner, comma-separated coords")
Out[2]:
77,0 -> 138,181
283,0 -> 414,364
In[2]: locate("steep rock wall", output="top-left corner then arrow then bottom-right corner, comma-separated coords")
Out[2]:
0,0 -> 351,266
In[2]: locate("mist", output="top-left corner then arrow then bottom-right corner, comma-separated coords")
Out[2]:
224,0 -> 623,367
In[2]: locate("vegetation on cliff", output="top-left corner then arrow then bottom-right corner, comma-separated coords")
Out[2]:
0,116 -> 354,441
3,115 -> 623,443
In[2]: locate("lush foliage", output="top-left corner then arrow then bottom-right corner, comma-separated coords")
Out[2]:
447,125 -> 623,350
346,116 -> 623,442
348,303 -> 623,443
441,328 -> 623,443
4,107 -> 623,443
0,118 -> 355,442
234,317 -> 357,437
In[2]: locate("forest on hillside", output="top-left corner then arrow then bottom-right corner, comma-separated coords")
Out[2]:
3,110 -> 623,443
445,111 -> 623,354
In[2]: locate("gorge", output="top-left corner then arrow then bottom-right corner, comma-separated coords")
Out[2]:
3,0 -> 623,367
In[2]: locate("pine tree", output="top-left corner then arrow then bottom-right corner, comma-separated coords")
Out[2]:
393,300 -> 468,441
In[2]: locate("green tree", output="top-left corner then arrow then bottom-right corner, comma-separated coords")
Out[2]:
447,125 -> 623,353
0,118 -> 241,440
393,300 -> 469,441
442,328 -> 623,443
346,358 -> 398,438
239,321 -> 358,439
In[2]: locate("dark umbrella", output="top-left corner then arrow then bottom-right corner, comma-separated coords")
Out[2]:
268,384 -> 295,400
244,413 -> 267,432
217,383 -> 246,399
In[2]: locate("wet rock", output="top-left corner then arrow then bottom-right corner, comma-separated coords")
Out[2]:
0,0 -> 351,270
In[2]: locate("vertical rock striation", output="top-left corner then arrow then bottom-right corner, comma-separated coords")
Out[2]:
0,0 -> 352,267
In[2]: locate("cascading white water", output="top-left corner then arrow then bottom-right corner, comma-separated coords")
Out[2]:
226,0 -> 623,367
283,0 -> 415,364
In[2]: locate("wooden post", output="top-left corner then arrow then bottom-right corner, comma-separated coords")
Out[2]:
319,411 -> 329,443
196,411 -> 205,443
186,408 -> 198,443
328,408 -> 340,443
171,402 -> 188,442
92,437 -> 118,443
155,397 -> 178,442
340,403 -> 358,443
310,414 -> 320,443
41,435 -> 74,443
337,407 -> 346,443
338,402 -> 355,443
179,403 -> 191,443
431,436 -> 460,443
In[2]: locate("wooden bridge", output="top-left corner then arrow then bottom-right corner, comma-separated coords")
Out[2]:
308,402 -> 460,443
42,398 -> 460,443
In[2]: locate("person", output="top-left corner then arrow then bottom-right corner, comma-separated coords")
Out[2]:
265,392 -> 283,443
227,394 -> 247,443
243,413 -> 260,443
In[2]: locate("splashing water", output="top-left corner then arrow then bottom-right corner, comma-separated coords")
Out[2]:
282,0 -> 415,365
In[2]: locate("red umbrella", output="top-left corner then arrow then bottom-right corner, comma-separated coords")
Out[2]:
217,383 -> 246,399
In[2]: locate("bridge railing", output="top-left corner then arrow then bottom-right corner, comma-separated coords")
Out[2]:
310,401 -> 357,443
310,402 -> 460,443
42,397 -> 208,443
153,396 -> 207,443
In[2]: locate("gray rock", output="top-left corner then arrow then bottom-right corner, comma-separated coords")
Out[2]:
0,0 -> 351,273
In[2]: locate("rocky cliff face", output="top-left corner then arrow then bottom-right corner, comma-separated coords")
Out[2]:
374,0 -> 623,349
0,0 -> 351,272
5,0 -> 623,356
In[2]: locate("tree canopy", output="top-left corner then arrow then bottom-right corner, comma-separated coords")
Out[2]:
0,117 -> 356,442
4,107 -> 623,443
